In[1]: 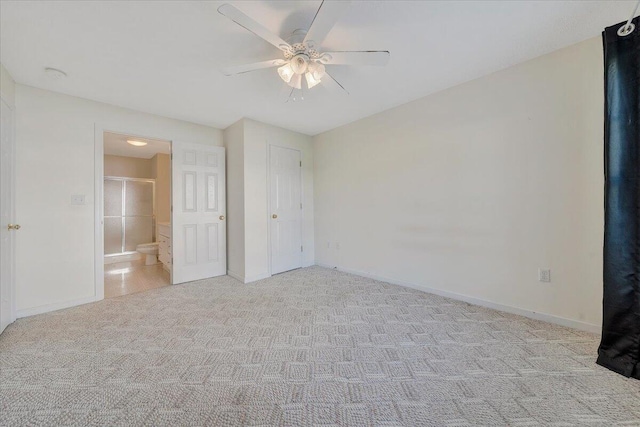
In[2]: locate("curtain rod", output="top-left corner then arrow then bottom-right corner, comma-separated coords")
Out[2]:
618,0 -> 640,36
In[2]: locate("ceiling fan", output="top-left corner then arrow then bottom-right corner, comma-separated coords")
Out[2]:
218,1 -> 390,98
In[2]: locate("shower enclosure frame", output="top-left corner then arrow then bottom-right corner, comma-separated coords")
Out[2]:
104,176 -> 156,257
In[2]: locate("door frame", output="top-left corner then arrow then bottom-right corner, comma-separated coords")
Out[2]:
266,144 -> 304,276
0,94 -> 17,326
94,124 -> 173,301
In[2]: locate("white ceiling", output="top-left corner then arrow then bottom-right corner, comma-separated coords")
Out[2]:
0,1 -> 635,135
104,132 -> 171,159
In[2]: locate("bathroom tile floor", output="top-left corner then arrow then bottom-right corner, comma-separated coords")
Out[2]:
104,259 -> 170,298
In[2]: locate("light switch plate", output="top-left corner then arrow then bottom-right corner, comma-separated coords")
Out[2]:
71,194 -> 86,205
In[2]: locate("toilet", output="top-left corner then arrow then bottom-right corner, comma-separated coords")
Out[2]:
136,242 -> 159,265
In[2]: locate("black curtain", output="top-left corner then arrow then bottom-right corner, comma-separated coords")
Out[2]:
597,16 -> 640,379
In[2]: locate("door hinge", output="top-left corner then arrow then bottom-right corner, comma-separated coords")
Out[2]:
300,203 -> 303,209
301,245 -> 303,252
300,161 -> 302,167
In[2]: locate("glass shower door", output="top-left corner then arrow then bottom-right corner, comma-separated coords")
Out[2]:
104,177 -> 155,256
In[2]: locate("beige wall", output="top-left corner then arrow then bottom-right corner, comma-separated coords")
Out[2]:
104,155 -> 152,179
313,37 -> 604,331
15,84 -> 222,315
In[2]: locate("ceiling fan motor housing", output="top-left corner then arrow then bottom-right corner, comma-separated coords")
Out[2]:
283,29 -> 321,62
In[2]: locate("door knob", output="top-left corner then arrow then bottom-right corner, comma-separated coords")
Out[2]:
272,214 -> 277,219
219,215 -> 225,220
7,224 -> 20,230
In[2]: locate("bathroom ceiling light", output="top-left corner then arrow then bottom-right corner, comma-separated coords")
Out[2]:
127,140 -> 148,147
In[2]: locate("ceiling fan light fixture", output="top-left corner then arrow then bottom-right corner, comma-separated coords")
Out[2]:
290,54 -> 309,75
308,61 -> 326,81
305,71 -> 321,89
218,3 -> 390,98
287,73 -> 302,89
278,63 -> 294,83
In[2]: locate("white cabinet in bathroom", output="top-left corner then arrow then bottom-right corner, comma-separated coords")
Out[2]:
157,223 -> 171,272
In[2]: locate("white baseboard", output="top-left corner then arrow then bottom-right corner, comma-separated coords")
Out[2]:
315,263 -> 601,334
227,270 -> 271,284
17,295 -> 98,318
227,269 -> 244,282
244,272 -> 271,283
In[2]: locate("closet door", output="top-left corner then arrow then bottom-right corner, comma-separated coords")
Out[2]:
269,145 -> 302,275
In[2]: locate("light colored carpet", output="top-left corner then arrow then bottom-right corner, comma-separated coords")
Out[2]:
1,266 -> 639,426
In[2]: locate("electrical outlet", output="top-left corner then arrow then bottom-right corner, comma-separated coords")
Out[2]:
538,268 -> 551,283
327,242 -> 331,249
71,194 -> 86,205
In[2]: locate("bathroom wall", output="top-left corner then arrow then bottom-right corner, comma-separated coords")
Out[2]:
104,155 -> 152,179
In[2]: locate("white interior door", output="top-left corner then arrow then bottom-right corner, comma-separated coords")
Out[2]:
270,145 -> 302,275
0,98 -> 15,333
172,142 -> 226,284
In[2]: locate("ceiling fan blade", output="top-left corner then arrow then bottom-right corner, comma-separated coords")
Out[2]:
221,59 -> 286,76
218,4 -> 291,52
303,0 -> 351,48
320,51 -> 390,66
322,71 -> 349,94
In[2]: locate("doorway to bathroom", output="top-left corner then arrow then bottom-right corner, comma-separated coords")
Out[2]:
103,132 -> 172,298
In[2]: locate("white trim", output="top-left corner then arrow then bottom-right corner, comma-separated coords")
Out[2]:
266,139 -> 272,277
227,269 -> 243,282
226,269 -> 270,284
94,125 -> 105,301
1,95 -> 17,326
244,272 -> 271,283
17,296 -> 97,318
315,263 -> 601,334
